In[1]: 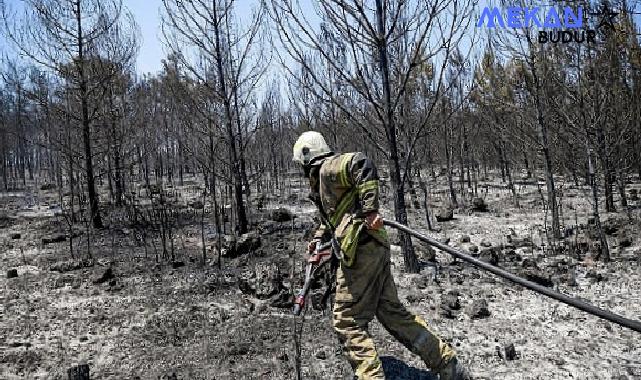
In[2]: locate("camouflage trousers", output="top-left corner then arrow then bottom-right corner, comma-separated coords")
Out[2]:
333,240 -> 455,379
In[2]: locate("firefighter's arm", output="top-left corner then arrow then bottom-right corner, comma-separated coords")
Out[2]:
308,187 -> 328,250
348,153 -> 382,229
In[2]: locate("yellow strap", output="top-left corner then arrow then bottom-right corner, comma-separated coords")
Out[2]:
357,180 -> 378,195
328,153 -> 357,226
340,222 -> 363,267
339,153 -> 354,187
331,158 -> 378,227
331,187 -> 356,226
340,220 -> 389,267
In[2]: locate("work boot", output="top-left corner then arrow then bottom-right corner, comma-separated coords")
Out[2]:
437,357 -> 472,380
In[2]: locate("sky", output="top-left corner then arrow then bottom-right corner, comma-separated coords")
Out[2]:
125,0 -> 165,75
128,0 -> 641,75
0,0 -> 271,76
1,0 -> 639,77
126,0 -> 265,75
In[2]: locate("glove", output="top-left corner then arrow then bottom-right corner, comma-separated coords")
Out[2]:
365,212 -> 383,230
307,239 -> 319,253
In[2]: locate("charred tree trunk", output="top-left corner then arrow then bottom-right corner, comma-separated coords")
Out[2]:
445,127 -> 458,207
68,158 -> 77,223
417,169 -> 433,231
178,138 -> 184,186
524,152 -> 531,178
75,0 -> 102,229
587,145 -> 610,262
212,0 -> 248,235
67,364 -> 90,380
616,165 -> 628,208
375,0 -> 418,273
1,144 -> 7,191
636,147 -> 641,182
502,141 -> 519,208
496,142 -> 506,183
113,147 -> 123,206
538,121 -> 560,239
107,152 -> 114,201
458,126 -> 465,197
596,126 -> 615,212
531,67 -> 560,239
209,133 -> 222,237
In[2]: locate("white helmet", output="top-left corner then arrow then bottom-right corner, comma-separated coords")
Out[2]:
292,131 -> 332,165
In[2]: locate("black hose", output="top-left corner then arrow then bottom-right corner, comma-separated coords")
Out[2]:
383,219 -> 641,334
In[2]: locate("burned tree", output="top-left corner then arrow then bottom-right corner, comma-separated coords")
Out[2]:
161,0 -> 269,235
2,0 -> 138,228
271,0 -> 476,272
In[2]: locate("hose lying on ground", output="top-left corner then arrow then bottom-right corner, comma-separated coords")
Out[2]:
383,219 -> 641,334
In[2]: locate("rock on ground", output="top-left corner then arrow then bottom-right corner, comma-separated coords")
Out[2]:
471,197 -> 488,212
270,208 -> 294,222
239,262 -> 284,299
469,299 -> 491,319
436,207 -> 454,222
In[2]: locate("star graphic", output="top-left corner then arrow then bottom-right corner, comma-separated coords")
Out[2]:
589,2 -> 619,33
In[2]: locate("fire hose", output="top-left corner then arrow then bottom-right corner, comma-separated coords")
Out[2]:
383,219 -> 641,334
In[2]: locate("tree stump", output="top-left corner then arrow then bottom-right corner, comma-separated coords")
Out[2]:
67,364 -> 90,380
435,207 -> 454,222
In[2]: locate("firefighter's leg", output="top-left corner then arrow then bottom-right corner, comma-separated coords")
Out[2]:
374,244 -> 456,373
333,241 -> 388,379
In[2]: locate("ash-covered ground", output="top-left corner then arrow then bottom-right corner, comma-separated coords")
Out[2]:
2,173 -> 640,380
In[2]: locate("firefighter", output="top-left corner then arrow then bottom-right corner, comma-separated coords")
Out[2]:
292,131 -> 471,380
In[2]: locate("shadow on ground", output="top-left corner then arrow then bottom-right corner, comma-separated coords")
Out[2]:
381,356 -> 438,380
